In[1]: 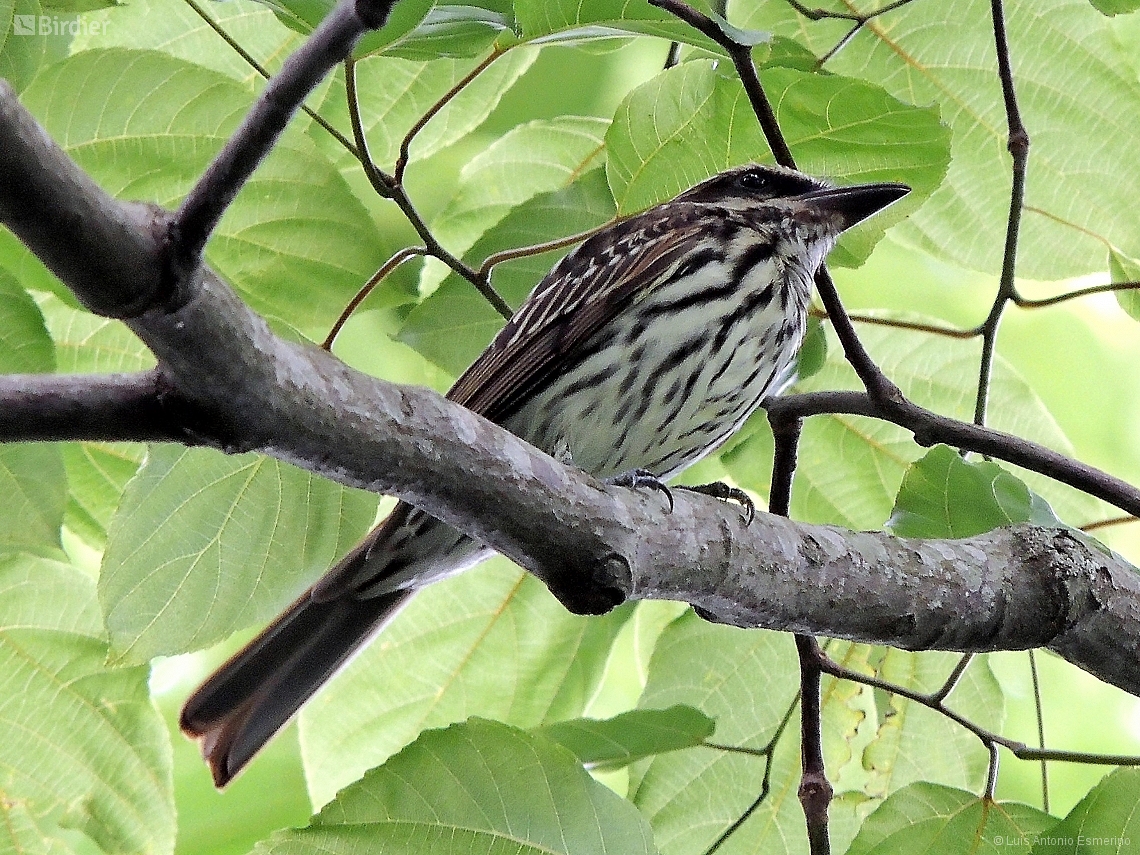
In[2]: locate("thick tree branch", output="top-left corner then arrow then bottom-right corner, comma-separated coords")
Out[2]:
0,80 -> 166,317
2,55 -> 1140,703
0,370 -> 195,443
172,0 -> 395,271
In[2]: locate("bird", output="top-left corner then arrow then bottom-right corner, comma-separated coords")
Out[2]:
180,163 -> 909,786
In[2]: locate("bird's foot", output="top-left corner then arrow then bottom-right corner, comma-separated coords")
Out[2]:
678,481 -> 755,524
606,468 -> 674,512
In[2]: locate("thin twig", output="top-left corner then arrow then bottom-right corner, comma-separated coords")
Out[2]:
812,308 -> 981,339
344,57 -> 396,197
796,636 -> 832,855
808,645 -> 1140,771
701,698 -> 801,855
931,653 -> 973,704
179,0 -> 362,158
395,48 -> 504,183
1028,650 -> 1050,814
1081,515 -> 1138,533
765,390 -> 1140,518
1014,280 -> 1140,309
343,60 -> 511,318
476,219 -> 619,283
323,247 -> 427,349
173,0 -> 389,269
973,0 -> 1030,427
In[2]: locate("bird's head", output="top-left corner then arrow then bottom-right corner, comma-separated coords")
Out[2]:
675,162 -> 910,236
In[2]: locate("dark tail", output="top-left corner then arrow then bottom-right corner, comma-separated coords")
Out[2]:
179,580 -> 411,787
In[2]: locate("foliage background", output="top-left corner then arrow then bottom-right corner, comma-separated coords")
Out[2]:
3,0 -> 1140,852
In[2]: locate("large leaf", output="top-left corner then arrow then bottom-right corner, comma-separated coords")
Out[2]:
514,0 -> 747,54
299,559 -> 634,805
0,270 -> 53,373
0,0 -> 46,92
0,444 -> 65,554
383,4 -> 515,59
73,0 -> 302,81
311,47 -> 538,173
20,49 -> 388,341
605,59 -> 950,267
34,294 -> 153,547
721,322 -> 1102,530
0,553 -> 174,855
887,445 -> 1063,538
860,648 -> 1004,798
0,281 -> 65,555
263,719 -> 657,855
628,613 -> 845,854
846,783 -> 1053,855
99,445 -> 378,662
419,114 -> 609,291
536,705 -> 716,770
1036,767 -> 1140,853
737,0 -> 1140,279
399,166 -> 617,374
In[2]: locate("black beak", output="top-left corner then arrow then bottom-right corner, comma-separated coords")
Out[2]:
798,182 -> 911,231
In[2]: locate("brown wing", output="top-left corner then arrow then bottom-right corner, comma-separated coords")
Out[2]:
446,202 -> 713,424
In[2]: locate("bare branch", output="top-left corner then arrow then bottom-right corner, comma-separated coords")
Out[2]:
179,0 -> 360,157
972,0 -> 1030,427
0,370 -> 192,443
767,390 -> 1140,518
0,81 -> 166,317
172,0 -> 395,269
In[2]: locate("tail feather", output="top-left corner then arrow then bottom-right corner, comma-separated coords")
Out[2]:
180,584 -> 410,786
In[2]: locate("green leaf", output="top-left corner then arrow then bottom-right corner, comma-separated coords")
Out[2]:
32,295 -> 152,548
313,48 -> 538,172
846,783 -> 1053,855
0,270 -> 53,373
251,0 -> 432,56
722,322 -> 1101,530
605,60 -> 949,266
399,166 -> 616,374
887,445 -> 1063,538
265,719 -> 657,855
1109,248 -> 1140,322
61,442 -> 144,548
514,0 -> 751,54
99,445 -> 378,662
423,115 -> 609,290
0,0 -> 47,92
72,0 -> 302,80
383,5 -> 514,59
795,315 -> 827,382
1036,767 -> 1140,853
0,553 -> 174,855
20,49 -> 388,341
0,799 -> 78,855
0,444 -> 66,554
36,293 -> 153,373
861,649 -> 1004,797
1088,0 -> 1140,18
739,0 -> 1140,280
300,559 -> 634,805
535,705 -> 716,770
629,613 -> 823,854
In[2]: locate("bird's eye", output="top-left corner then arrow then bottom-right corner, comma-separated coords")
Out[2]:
738,172 -> 769,191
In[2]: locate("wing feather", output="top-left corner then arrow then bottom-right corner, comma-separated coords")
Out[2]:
447,203 -> 714,423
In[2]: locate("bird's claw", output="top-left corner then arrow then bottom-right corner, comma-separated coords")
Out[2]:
678,481 -> 755,524
606,468 -> 674,512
